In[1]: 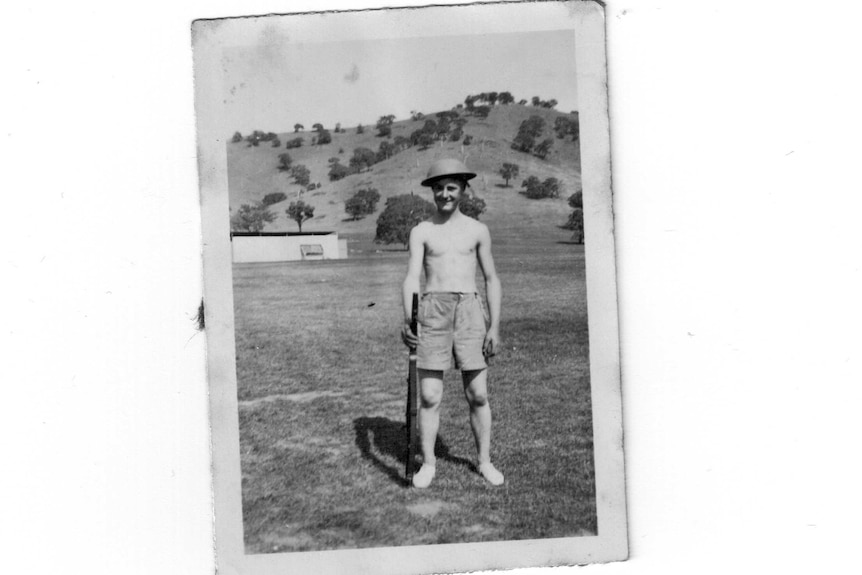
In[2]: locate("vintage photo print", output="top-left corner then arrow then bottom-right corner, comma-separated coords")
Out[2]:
193,1 -> 626,573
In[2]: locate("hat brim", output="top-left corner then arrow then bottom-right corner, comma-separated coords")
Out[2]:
420,172 -> 477,187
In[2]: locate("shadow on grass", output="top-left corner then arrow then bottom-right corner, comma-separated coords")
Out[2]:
353,416 -> 475,488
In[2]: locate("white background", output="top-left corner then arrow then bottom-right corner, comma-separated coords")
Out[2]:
3,1 -> 861,574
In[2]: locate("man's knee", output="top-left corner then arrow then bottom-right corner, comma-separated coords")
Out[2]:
462,369 -> 489,407
420,386 -> 443,408
419,370 -> 444,408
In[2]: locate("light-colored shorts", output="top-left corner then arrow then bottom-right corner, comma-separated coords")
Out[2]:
417,292 -> 488,371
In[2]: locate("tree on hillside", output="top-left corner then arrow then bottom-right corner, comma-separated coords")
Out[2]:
534,138 -> 554,159
328,160 -> 353,181
271,138 -> 281,148
262,192 -> 287,206
567,208 -> 584,244
542,99 -> 558,109
518,99 -> 528,105
294,123 -> 304,133
285,137 -> 303,149
356,124 -> 364,134
374,194 -> 436,247
312,123 -> 324,133
474,105 -> 491,119
349,147 -> 377,172
290,164 -> 311,188
459,195 -> 487,220
531,96 -> 541,106
522,176 -> 562,199
230,202 -> 276,233
498,162 -> 520,187
286,200 -> 315,232
231,131 -> 243,143
344,187 -> 381,220
498,91 -> 515,105
511,115 -> 546,154
568,190 -> 583,209
376,140 -> 396,162
334,122 -> 342,133
277,153 -> 293,171
376,114 -> 396,137
316,129 -> 332,145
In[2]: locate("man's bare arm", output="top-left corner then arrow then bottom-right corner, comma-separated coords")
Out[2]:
401,225 -> 424,346
477,225 -> 501,356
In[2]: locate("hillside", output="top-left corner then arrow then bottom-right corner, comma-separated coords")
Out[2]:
226,103 -> 582,250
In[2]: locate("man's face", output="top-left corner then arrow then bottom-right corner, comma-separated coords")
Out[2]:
430,177 -> 466,214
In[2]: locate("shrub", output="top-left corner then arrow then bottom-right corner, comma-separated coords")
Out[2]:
261,192 -> 288,206
522,176 -> 562,199
459,195 -> 487,220
374,194 -> 435,246
230,202 -> 275,232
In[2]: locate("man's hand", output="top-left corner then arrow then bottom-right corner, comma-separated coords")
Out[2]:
401,322 -> 418,349
483,326 -> 500,358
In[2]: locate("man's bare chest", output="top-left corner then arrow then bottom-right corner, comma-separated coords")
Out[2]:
424,231 -> 478,258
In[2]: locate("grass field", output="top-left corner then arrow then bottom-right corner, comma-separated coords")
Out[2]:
233,228 -> 596,553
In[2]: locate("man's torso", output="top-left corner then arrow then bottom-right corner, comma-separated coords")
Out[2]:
419,216 -> 484,293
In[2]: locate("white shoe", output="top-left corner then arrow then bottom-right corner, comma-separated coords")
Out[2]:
478,462 -> 504,486
412,463 -> 436,488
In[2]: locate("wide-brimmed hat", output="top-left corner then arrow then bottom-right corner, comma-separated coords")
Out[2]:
420,158 -> 477,187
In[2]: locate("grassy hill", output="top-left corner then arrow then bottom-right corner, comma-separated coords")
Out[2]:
226,103 -> 581,251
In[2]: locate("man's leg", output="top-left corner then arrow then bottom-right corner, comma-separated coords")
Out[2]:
463,369 -> 504,485
414,369 -> 444,488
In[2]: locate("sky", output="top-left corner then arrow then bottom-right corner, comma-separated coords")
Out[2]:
222,29 -> 578,134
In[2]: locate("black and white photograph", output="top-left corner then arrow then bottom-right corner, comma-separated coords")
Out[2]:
8,1 -> 862,574
193,2 -> 625,573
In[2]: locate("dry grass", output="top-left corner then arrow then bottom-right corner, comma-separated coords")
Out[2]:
233,234 -> 595,553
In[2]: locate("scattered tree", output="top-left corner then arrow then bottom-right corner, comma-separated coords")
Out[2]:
568,190 -> 583,209
459,195 -> 487,220
312,123 -> 324,133
567,208 -> 584,244
374,194 -> 436,247
463,134 -> 473,145
474,105 -> 491,119
294,123 -> 304,133
534,138 -> 554,159
511,115 -> 546,154
531,96 -> 541,106
376,140 -> 396,162
334,122 -> 342,133
376,114 -> 396,137
356,124 -> 365,134
271,138 -> 281,148
290,164 -> 311,188
498,162 -> 520,187
498,91 -> 515,105
349,147 -> 377,172
518,99 -> 528,105
231,131 -> 243,143
285,137 -> 303,149
261,192 -> 287,206
230,202 -> 275,232
316,129 -> 332,145
286,200 -> 315,232
277,153 -> 293,171
522,176 -> 562,199
328,161 -> 353,181
344,187 -> 381,220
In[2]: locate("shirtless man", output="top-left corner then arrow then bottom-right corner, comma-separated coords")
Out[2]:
401,158 -> 504,488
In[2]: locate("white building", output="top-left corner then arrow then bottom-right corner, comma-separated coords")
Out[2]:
230,231 -> 347,263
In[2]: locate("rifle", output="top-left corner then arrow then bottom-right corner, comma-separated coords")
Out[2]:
405,293 -> 419,482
